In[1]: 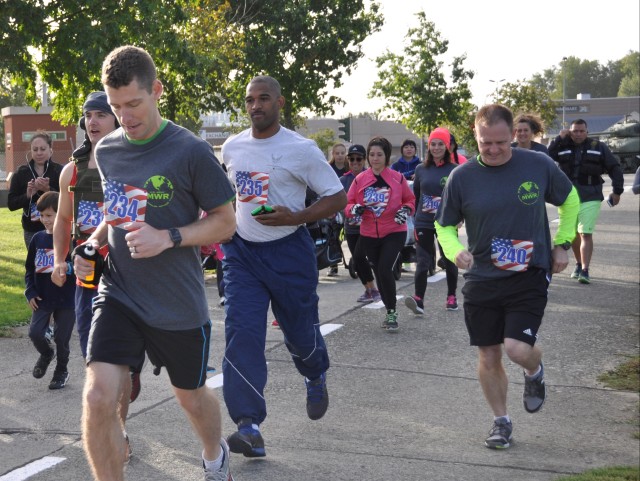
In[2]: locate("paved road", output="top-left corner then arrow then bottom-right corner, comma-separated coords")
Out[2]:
1,174 -> 638,481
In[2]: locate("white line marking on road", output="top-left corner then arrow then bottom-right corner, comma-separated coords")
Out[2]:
206,324 -> 344,390
0,456 -> 65,481
320,323 -> 343,336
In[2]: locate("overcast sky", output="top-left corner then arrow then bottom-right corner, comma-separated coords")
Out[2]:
326,0 -> 640,117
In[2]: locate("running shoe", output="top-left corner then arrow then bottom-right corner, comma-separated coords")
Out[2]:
305,372 -> 329,420
446,295 -> 458,311
523,363 -> 546,413
33,350 -> 55,379
384,309 -> 399,331
369,288 -> 381,302
48,370 -> 70,390
578,269 -> 590,284
404,295 -> 424,315
227,418 -> 266,457
357,289 -> 373,303
218,296 -> 226,307
485,418 -> 513,449
204,439 -> 234,480
130,371 -> 141,403
570,263 -> 582,279
327,266 -> 339,277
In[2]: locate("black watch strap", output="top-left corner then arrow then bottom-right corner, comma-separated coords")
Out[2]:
168,227 -> 182,248
558,241 -> 571,251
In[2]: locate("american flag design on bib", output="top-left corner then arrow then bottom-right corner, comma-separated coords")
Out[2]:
103,180 -> 147,227
363,186 -> 389,218
236,171 -> 269,205
35,248 -> 54,274
491,237 -> 534,272
77,200 -> 104,234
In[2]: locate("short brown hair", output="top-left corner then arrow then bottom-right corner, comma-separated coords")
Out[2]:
515,113 -> 545,136
475,104 -> 514,131
367,137 -> 392,165
36,191 -> 59,213
101,46 -> 157,92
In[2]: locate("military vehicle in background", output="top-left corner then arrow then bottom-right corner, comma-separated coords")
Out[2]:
591,115 -> 640,173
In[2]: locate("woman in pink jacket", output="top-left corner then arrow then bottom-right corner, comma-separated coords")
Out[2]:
346,137 -> 415,331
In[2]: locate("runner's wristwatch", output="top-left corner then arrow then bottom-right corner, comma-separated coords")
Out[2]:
168,227 -> 182,248
557,241 -> 571,251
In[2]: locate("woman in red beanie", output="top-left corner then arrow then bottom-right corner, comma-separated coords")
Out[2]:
406,127 -> 461,315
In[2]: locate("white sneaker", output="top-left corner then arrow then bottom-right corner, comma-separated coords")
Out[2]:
203,439 -> 233,481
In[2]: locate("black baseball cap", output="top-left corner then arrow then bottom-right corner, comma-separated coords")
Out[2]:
347,144 -> 366,156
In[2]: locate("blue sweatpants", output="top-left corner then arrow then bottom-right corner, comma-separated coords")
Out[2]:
221,227 -> 329,426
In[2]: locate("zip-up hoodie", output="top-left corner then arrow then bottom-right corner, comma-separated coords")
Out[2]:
8,159 -> 63,232
345,167 -> 415,239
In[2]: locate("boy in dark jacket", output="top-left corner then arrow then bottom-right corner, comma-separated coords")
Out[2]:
25,191 -> 76,389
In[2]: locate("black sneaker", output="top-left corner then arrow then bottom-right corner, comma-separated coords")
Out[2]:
33,351 -> 55,379
404,295 -> 424,315
48,370 -> 69,390
485,418 -> 513,449
305,372 -> 329,420
523,363 -> 546,413
384,309 -> 399,331
570,263 -> 582,279
578,269 -> 590,284
227,418 -> 266,457
327,266 -> 338,277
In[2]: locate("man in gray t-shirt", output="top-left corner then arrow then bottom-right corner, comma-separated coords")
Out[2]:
435,104 -> 579,451
74,46 -> 236,481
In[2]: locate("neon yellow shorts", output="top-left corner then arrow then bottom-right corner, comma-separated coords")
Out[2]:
576,200 -> 602,234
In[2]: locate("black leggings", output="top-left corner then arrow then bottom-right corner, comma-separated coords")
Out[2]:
345,232 -> 374,285
414,227 -> 458,298
359,232 -> 406,310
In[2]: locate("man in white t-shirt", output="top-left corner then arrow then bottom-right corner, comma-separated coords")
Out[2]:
221,75 -> 346,458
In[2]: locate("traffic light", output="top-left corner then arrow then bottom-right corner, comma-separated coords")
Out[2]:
338,117 -> 351,142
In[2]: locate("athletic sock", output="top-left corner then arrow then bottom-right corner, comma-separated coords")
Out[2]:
525,365 -> 542,379
494,415 -> 511,424
202,446 -> 224,471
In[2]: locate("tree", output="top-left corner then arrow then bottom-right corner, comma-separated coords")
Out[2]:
369,11 -> 474,139
223,0 -> 383,129
618,51 -> 640,97
0,77 -> 27,152
492,80 -> 558,133
0,0 -> 242,128
308,128 -> 337,158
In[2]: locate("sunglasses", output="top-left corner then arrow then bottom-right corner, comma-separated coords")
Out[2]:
349,156 -> 364,162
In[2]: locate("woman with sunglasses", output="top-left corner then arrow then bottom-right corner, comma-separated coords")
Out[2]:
346,137 -> 415,331
340,144 -> 380,303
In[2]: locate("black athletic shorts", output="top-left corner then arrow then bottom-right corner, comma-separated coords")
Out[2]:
88,298 -> 211,390
461,267 -> 550,347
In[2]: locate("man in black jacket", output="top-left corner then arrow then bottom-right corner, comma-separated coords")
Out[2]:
548,119 -> 624,284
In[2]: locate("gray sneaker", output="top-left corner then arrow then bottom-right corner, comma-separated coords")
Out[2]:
485,418 -> 513,449
203,439 -> 233,481
570,263 -> 582,279
523,363 -> 546,413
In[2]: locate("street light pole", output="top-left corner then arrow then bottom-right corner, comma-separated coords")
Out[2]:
488,78 -> 506,102
562,57 -> 567,128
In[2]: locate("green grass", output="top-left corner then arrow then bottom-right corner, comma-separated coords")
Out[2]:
597,356 -> 640,392
0,208 -> 31,334
556,466 -> 639,481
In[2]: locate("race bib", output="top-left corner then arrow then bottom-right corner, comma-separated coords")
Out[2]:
103,180 -> 147,227
491,237 -> 533,272
346,214 -> 362,226
35,248 -> 54,274
29,203 -> 41,222
77,200 -> 104,234
421,194 -> 441,213
363,186 -> 389,218
236,171 -> 269,205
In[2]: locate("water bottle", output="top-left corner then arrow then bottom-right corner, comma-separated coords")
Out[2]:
73,244 -> 104,288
